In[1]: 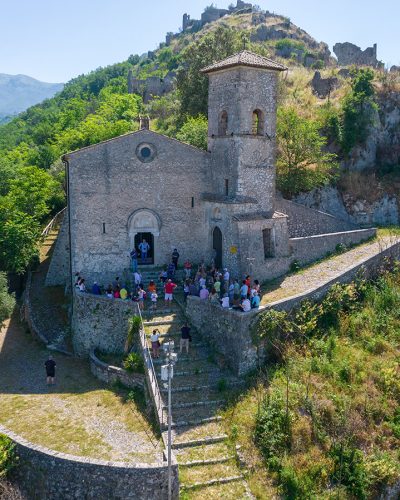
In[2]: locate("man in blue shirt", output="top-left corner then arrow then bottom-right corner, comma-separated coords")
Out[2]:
138,239 -> 150,262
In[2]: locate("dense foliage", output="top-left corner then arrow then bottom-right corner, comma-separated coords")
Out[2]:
176,26 -> 241,119
252,265 -> 400,498
0,273 -> 15,327
341,68 -> 377,154
276,107 -> 338,197
0,434 -> 17,478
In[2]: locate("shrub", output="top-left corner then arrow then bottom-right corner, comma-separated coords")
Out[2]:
289,259 -> 300,273
124,315 -> 141,353
255,394 -> 292,470
123,352 -> 144,374
329,444 -> 369,498
0,434 -> 17,478
0,273 -> 15,328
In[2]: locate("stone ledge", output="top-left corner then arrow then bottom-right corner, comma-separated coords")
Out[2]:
89,349 -> 145,390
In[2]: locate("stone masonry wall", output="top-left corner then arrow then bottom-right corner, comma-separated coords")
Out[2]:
291,228 -> 376,265
275,197 -> 356,237
89,349 -> 146,390
72,291 -> 139,356
186,239 -> 400,375
45,211 -> 70,286
0,424 -> 178,500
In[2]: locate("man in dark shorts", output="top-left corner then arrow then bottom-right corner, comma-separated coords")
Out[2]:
180,323 -> 191,354
45,355 -> 56,385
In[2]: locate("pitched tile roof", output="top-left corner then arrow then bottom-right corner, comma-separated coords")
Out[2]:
201,50 -> 287,74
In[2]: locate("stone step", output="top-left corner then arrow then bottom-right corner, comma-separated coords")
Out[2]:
172,419 -> 225,444
161,378 -> 242,393
179,462 -> 242,489
180,475 -> 245,491
172,434 -> 228,450
159,365 -> 221,377
168,415 -> 222,430
163,398 -> 225,410
153,353 -> 210,365
170,401 -> 222,425
179,456 -> 234,467
174,440 -> 231,465
179,479 -> 251,499
161,387 -> 228,406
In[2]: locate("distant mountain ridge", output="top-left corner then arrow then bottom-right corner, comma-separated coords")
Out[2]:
0,73 -> 63,121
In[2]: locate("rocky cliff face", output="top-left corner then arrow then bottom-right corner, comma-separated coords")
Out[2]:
295,186 -> 400,226
343,90 -> 400,172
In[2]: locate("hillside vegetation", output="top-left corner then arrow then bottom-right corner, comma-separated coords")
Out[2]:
224,263 -> 400,498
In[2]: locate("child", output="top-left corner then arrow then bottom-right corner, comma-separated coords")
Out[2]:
151,291 -> 158,311
137,287 -> 145,310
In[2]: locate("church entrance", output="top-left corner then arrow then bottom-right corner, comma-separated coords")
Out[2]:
135,232 -> 154,265
212,227 -> 223,269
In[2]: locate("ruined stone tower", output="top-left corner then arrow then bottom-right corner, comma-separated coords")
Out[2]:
202,51 -> 286,213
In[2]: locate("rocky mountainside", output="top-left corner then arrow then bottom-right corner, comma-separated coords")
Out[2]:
0,73 -> 63,122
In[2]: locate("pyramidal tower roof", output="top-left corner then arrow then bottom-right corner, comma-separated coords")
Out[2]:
201,50 -> 287,74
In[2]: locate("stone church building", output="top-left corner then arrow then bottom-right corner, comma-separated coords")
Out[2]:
47,51 -> 373,290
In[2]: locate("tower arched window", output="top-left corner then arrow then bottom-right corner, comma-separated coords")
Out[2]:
218,111 -> 228,136
252,109 -> 264,136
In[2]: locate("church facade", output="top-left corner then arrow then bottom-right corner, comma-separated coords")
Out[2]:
49,51 -> 372,290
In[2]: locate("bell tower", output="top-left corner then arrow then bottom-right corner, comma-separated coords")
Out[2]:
202,51 -> 286,213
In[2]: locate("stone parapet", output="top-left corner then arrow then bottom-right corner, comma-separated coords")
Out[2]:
89,349 -> 145,389
0,424 -> 178,500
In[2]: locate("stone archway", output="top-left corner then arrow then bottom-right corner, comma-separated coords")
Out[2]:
128,209 -> 161,265
212,226 -> 223,269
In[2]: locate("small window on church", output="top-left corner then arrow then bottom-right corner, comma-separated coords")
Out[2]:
263,228 -> 274,258
140,147 -> 151,159
225,179 -> 229,196
219,111 -> 228,136
102,223 -> 106,234
252,109 -> 264,136
191,197 -> 194,208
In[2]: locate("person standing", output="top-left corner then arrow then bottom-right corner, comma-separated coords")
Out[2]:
150,329 -> 160,358
172,248 -> 180,269
184,259 -> 192,279
130,248 -> 138,272
164,279 -> 177,307
180,323 -> 191,354
138,239 -> 150,262
45,355 -> 56,385
150,291 -> 158,311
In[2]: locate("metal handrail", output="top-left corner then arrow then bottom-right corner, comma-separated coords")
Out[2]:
136,304 -> 165,427
41,207 -> 67,238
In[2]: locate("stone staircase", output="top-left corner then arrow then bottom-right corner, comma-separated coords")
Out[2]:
142,289 -> 253,498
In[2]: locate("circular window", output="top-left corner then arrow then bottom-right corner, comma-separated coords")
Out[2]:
136,143 -> 156,163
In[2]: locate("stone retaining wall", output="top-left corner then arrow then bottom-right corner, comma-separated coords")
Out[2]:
72,292 -> 139,356
275,197 -> 356,237
186,239 -> 400,375
45,211 -> 70,287
291,228 -> 377,265
0,424 -> 179,500
89,349 -> 146,390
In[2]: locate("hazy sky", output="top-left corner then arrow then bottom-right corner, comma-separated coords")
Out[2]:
1,0 -> 399,83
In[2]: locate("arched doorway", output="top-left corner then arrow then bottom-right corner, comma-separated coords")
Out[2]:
212,227 -> 223,269
128,209 -> 161,266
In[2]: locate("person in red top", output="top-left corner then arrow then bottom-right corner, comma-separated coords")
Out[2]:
164,279 -> 177,306
245,275 -> 251,297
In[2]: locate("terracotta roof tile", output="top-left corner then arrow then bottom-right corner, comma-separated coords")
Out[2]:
201,50 -> 287,74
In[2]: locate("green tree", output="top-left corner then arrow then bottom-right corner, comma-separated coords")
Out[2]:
341,68 -> 377,154
276,107 -> 338,197
7,166 -> 59,221
176,26 -> 241,119
0,200 -> 40,273
0,273 -> 15,328
176,115 -> 208,150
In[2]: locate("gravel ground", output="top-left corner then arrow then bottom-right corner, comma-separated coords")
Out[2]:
261,236 -> 398,304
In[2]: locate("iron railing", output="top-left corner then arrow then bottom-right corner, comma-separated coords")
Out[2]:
136,304 -> 165,428
41,207 -> 66,238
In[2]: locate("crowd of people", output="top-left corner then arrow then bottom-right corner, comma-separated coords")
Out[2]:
74,248 -> 262,313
